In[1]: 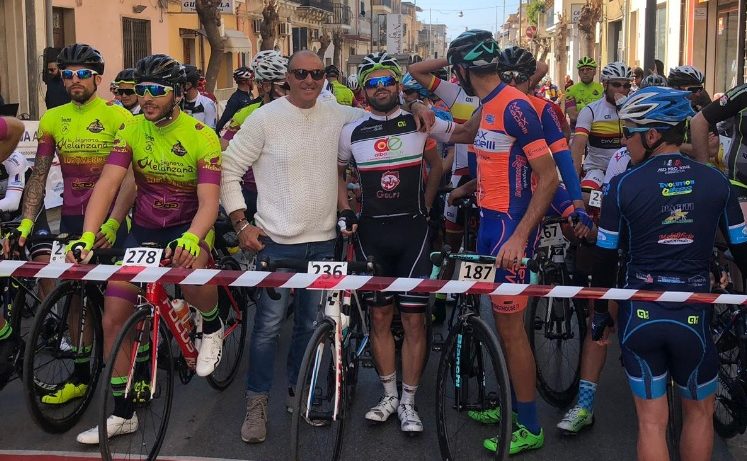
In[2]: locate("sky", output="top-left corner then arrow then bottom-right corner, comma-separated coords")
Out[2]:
414,0 -> 523,43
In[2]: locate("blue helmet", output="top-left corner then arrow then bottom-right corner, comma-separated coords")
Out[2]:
617,86 -> 695,127
401,73 -> 430,99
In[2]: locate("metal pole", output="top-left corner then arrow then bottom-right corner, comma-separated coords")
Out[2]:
25,0 -> 39,118
370,0 -> 374,52
429,8 -> 432,58
643,0 -> 656,74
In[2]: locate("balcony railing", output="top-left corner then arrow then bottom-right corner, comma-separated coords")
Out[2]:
327,3 -> 351,25
299,0 -> 333,12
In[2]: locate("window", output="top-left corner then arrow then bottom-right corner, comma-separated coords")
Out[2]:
52,7 -> 75,49
123,18 -> 151,69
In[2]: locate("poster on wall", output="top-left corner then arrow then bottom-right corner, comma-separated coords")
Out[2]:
386,14 -> 404,55
16,121 -> 64,210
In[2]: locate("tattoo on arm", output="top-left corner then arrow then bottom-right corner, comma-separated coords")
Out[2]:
22,155 -> 53,220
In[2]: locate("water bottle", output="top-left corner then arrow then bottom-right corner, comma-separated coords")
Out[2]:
171,299 -> 193,332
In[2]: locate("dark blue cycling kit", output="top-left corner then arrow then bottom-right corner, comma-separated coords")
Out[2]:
597,152 -> 747,400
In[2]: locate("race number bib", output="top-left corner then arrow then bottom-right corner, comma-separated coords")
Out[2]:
540,223 -> 565,247
589,189 -> 603,208
122,248 -> 163,267
308,261 -> 348,276
49,241 -> 67,264
457,261 -> 494,282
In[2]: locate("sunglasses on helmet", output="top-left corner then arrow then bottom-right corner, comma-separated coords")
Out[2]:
289,69 -> 325,81
608,81 -> 632,89
61,69 -> 99,80
363,75 -> 398,90
499,71 -> 529,84
134,83 -> 174,97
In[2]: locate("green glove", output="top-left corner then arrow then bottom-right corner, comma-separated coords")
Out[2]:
16,218 -> 34,239
66,231 -> 96,255
99,218 -> 121,246
172,232 -> 201,258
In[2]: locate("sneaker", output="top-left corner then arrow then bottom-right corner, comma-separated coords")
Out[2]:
76,414 -> 139,445
41,382 -> 88,404
241,394 -> 268,443
556,405 -> 594,434
195,318 -> 223,377
468,406 -> 503,425
397,403 -> 423,433
483,422 -> 544,455
365,394 -> 399,423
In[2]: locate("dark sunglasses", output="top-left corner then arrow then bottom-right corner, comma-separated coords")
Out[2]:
403,88 -> 419,95
134,83 -> 174,97
686,86 -> 703,93
289,68 -> 325,81
61,69 -> 98,80
608,81 -> 632,89
115,88 -> 136,96
500,71 -> 529,84
363,75 -> 398,90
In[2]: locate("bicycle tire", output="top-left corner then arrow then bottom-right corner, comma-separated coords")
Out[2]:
207,256 -> 249,390
7,278 -> 42,379
291,318 -> 345,461
712,300 -> 747,438
343,294 -> 364,408
666,381 -> 682,461
99,307 -> 174,461
22,281 -> 103,433
436,314 -> 511,461
526,267 -> 585,408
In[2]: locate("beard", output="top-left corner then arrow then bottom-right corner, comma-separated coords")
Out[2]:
69,86 -> 95,103
367,92 -> 399,113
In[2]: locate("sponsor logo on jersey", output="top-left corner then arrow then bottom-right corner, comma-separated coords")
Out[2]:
195,123 -> 205,130
720,95 -> 729,106
659,179 -> 694,196
473,130 -> 499,151
380,170 -> 400,191
373,136 -> 402,154
657,232 -> 694,245
661,202 -> 694,213
662,208 -> 693,225
86,119 -> 104,133
657,158 -> 690,175
635,272 -> 654,283
656,275 -> 685,284
171,141 -> 188,157
508,102 -> 529,134
512,156 -> 528,197
72,179 -> 95,190
688,275 -> 707,287
154,199 -> 180,209
485,114 -> 495,124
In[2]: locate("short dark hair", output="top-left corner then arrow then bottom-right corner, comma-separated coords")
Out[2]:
468,64 -> 498,77
655,121 -> 687,145
633,67 -> 644,78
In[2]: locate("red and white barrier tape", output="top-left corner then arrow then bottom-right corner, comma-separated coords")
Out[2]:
1,260 -> 744,305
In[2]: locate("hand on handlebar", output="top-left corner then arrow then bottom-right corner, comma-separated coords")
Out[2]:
590,309 -> 614,344
570,208 -> 593,239
3,218 -> 33,259
65,232 -> 96,263
338,209 -> 358,237
447,185 -> 469,206
167,232 -> 201,269
95,218 -> 120,249
495,234 -> 526,271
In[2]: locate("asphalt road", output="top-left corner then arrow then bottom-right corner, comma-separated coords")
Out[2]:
1,290 -> 746,461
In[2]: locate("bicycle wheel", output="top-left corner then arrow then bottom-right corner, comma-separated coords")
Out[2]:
666,381 -> 682,461
291,319 -> 345,461
207,257 -> 249,390
6,278 -> 42,380
343,295 -> 364,408
99,307 -> 174,461
711,302 -> 747,438
436,314 -> 511,460
22,281 -> 103,433
526,269 -> 586,407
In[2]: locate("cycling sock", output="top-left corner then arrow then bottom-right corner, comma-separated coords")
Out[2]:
380,372 -> 398,397
111,376 -> 134,419
511,386 -> 517,410
400,383 -> 418,406
516,400 -> 541,434
72,345 -> 92,384
578,379 -> 597,412
135,343 -> 150,380
200,304 -> 221,334
0,321 -> 11,341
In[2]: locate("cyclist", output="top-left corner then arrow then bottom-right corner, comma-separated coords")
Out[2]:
221,50 -> 289,222
113,68 -> 141,115
0,115 -> 25,388
216,66 -> 259,132
337,52 -> 466,433
325,64 -> 354,106
565,57 -> 604,127
444,32 -> 560,455
182,64 -> 218,129
666,65 -> 716,160
346,73 -> 366,108
571,62 -> 632,194
590,86 -> 747,461
68,54 -> 224,444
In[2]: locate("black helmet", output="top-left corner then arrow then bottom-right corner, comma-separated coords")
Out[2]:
183,65 -> 201,85
447,30 -> 500,69
134,54 -> 185,87
114,68 -> 136,84
667,65 -> 704,88
497,46 -> 536,75
57,43 -> 105,74
325,65 -> 340,77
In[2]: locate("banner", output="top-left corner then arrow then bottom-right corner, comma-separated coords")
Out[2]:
180,0 -> 234,13
17,121 -> 63,210
386,14 -> 403,55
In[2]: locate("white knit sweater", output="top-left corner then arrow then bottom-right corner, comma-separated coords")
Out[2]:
220,96 -> 364,244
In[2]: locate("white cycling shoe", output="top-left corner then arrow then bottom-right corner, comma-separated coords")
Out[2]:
365,394 -> 399,422
76,414 -> 139,445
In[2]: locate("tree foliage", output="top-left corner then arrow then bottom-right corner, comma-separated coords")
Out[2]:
527,0 -> 545,26
194,0 -> 224,92
260,0 -> 280,51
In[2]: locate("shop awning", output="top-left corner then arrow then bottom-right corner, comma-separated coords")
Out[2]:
223,29 -> 252,53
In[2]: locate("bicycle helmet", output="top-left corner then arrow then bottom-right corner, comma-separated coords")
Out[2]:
357,52 -> 402,87
183,65 -> 201,86
114,68 -> 136,84
252,51 -> 288,82
401,73 -> 429,98
496,46 -> 537,75
640,74 -> 668,88
577,56 -> 597,69
233,66 -> 253,82
134,54 -> 185,87
667,65 -> 704,87
601,62 -> 632,82
618,86 -> 696,127
346,73 -> 360,91
325,64 -> 340,77
447,30 -> 501,69
432,68 -> 449,81
57,43 -> 105,74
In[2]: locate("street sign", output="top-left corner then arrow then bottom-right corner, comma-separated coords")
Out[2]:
181,0 -> 234,13
525,25 -> 537,38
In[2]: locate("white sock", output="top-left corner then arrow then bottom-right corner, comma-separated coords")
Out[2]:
380,372 -> 397,397
400,382 -> 418,406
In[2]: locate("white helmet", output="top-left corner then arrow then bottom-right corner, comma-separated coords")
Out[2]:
601,61 -> 632,82
346,73 -> 359,90
251,50 -> 287,82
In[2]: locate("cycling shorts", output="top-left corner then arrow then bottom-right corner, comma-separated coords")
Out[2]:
60,214 -> 129,249
730,182 -> 747,203
477,208 -> 538,313
27,210 -> 52,259
444,174 -> 472,231
124,223 -> 215,253
581,168 -> 605,191
619,301 -> 717,401
355,214 -> 431,314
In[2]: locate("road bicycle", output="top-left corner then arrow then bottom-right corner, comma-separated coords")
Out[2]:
92,244 -> 248,460
525,215 -> 586,408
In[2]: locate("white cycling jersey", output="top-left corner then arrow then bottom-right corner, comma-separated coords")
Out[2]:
0,151 -> 28,213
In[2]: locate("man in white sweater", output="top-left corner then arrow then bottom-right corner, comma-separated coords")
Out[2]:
220,50 -> 433,444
